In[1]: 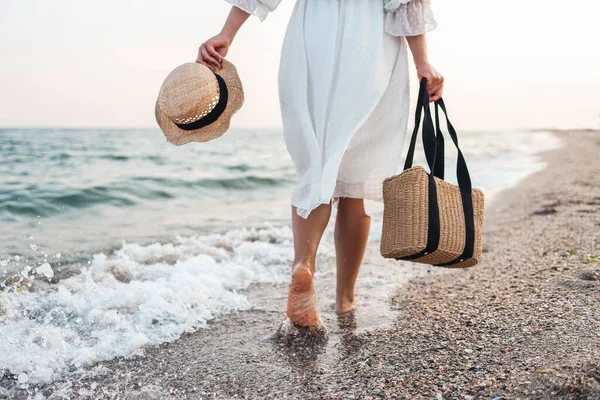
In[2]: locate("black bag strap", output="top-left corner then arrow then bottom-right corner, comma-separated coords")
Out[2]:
433,99 -> 476,265
434,99 -> 472,194
403,79 -> 426,171
399,79 -> 441,261
433,104 -> 445,180
403,79 -> 438,175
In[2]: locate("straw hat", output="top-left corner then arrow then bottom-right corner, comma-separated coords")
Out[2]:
155,60 -> 244,145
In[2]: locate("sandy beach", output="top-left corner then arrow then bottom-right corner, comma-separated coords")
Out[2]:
6,129 -> 600,399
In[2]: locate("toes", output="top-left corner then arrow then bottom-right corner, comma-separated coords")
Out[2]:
290,310 -> 320,327
278,318 -> 329,341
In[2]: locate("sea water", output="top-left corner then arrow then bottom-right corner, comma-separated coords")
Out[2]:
0,128 -> 562,387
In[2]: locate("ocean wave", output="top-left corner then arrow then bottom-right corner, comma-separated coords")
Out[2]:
0,188 -> 137,217
0,224 -> 295,384
0,176 -> 291,218
131,175 -> 289,189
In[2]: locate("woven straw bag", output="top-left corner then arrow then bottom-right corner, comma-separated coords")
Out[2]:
381,79 -> 484,268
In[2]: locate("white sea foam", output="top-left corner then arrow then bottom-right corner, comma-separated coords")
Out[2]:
0,224 -> 295,385
34,263 -> 54,279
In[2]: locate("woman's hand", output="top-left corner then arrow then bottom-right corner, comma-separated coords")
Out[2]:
196,32 -> 231,71
405,34 -> 444,102
416,61 -> 444,102
196,7 -> 251,70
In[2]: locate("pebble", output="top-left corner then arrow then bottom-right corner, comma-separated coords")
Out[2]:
580,270 -> 599,281
17,373 -> 28,384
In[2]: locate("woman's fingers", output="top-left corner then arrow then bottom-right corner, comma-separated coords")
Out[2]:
196,45 -> 209,65
429,89 -> 442,102
430,87 -> 443,102
416,62 -> 444,101
205,42 -> 223,66
427,75 -> 444,101
428,82 -> 442,97
426,76 -> 443,90
198,44 -> 220,70
196,33 -> 231,69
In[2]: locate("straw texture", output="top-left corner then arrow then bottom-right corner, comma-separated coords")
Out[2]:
381,166 -> 485,268
155,60 -> 244,146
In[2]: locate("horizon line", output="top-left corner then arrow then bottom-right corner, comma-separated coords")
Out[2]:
0,126 -> 588,134
0,125 -> 285,131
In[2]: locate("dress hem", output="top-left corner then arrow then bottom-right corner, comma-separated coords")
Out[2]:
293,191 -> 385,219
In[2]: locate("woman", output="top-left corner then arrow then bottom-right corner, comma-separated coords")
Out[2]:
197,0 -> 444,332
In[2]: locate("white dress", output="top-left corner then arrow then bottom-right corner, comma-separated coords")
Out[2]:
226,0 -> 436,218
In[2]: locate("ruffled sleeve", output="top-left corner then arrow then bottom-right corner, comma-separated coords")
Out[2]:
224,0 -> 283,21
384,0 -> 437,36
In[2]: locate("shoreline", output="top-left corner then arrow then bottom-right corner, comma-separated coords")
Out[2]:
326,129 -> 600,399
4,130 -> 599,399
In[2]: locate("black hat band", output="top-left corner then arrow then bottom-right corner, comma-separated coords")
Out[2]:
175,73 -> 229,131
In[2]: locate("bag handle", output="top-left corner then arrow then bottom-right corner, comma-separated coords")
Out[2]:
400,80 -> 442,261
434,99 -> 472,194
433,104 -> 445,180
404,79 -> 473,195
434,98 -> 476,265
403,79 -> 439,175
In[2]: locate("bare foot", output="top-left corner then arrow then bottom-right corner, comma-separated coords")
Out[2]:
335,295 -> 357,314
286,264 -> 321,328
278,318 -> 329,341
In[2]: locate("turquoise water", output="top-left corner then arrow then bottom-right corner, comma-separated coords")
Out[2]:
0,128 -> 295,263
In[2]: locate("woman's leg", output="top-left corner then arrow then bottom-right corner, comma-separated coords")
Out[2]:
334,198 -> 371,313
287,203 -> 332,327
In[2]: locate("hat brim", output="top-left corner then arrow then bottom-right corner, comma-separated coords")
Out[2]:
156,60 -> 244,146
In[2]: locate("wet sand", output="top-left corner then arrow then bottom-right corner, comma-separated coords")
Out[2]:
6,130 -> 600,399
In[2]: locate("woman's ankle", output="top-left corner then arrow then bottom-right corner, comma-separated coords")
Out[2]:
292,260 -> 314,275
335,291 -> 356,314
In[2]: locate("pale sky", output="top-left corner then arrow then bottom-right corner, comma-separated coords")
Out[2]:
0,0 -> 599,131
